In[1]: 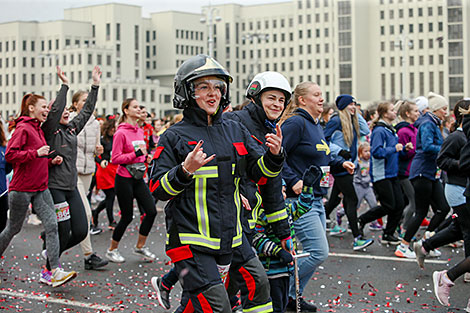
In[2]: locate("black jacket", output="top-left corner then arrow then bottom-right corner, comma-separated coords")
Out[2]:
225,102 -> 290,237
459,115 -> 470,197
149,105 -> 285,255
43,85 -> 98,190
437,128 -> 467,188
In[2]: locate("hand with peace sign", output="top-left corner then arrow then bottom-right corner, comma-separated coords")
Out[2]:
265,124 -> 283,155
182,140 -> 216,175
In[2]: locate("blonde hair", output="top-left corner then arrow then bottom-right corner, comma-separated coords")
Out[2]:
338,108 -> 360,147
370,102 -> 393,129
358,141 -> 370,161
397,100 -> 417,121
279,81 -> 317,125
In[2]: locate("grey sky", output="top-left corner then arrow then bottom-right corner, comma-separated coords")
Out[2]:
0,0 -> 288,23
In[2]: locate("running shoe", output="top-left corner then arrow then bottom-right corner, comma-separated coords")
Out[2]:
466,298 -> 470,313
27,214 -> 42,225
464,272 -> 470,283
151,277 -> 171,309
395,244 -> 416,259
413,241 -> 427,269
84,253 -> 108,270
108,221 -> 117,230
368,221 -> 383,231
106,249 -> 125,263
134,247 -> 156,261
51,268 -> 77,288
447,240 -> 463,248
39,268 -> 52,286
329,225 -> 347,236
424,231 -> 435,240
286,297 -> 318,312
353,236 -> 374,251
90,225 -> 102,235
428,249 -> 442,257
432,270 -> 454,306
381,234 -> 400,245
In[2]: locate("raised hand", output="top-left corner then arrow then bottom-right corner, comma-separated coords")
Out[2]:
92,66 -> 102,85
56,66 -> 69,85
265,124 -> 283,155
183,140 -> 215,174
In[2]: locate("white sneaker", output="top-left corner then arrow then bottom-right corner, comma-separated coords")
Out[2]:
106,249 -> 125,263
133,247 -> 156,261
466,298 -> 470,312
51,268 -> 77,288
27,214 -> 42,225
395,245 -> 416,259
464,272 -> 470,283
428,249 -> 442,257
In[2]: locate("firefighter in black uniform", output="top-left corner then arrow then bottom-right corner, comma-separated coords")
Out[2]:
149,55 -> 288,313
224,72 -> 293,310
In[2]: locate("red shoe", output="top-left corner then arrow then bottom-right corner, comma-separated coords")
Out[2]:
420,218 -> 430,228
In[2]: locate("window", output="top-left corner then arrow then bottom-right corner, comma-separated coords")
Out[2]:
106,23 -> 111,40
409,8 -> 413,17
135,25 -> 139,50
88,54 -> 92,65
22,40 -> 27,51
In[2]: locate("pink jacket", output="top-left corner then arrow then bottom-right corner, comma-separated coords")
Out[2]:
112,123 -> 147,178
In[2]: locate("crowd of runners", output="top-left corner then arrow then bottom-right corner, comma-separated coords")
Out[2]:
0,55 -> 469,313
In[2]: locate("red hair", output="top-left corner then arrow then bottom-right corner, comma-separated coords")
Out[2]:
10,93 -> 46,130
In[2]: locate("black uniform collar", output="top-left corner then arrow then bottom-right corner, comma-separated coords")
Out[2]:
183,104 -> 224,127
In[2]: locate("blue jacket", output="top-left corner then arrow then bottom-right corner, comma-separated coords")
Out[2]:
281,108 -> 343,197
324,113 -> 369,176
409,112 -> 443,181
0,145 -> 12,197
370,121 -> 399,182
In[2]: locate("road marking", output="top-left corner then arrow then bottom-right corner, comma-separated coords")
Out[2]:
329,252 -> 448,264
0,290 -> 113,311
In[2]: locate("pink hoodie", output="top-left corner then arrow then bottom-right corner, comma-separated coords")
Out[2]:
112,123 -> 147,178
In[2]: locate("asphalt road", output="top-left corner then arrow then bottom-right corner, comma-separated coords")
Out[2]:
0,201 -> 468,312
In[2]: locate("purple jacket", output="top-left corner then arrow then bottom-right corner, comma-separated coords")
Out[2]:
395,121 -> 417,177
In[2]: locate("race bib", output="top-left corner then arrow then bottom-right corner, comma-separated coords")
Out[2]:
319,166 -> 330,188
131,140 -> 146,151
435,168 -> 442,180
55,201 -> 70,222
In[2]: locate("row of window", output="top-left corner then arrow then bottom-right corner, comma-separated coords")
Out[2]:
380,0 -> 460,5
0,53 -> 113,69
381,55 -> 446,67
380,22 -> 444,35
380,38 -> 445,52
175,45 -> 204,56
175,30 -> 203,41
380,6 -> 443,19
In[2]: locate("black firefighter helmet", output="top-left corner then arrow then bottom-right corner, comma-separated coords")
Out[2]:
173,54 -> 233,109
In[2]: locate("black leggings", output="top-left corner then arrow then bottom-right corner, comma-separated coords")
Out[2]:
359,178 -> 404,236
423,202 -> 470,258
0,194 -> 8,232
46,188 -> 88,270
93,188 -> 116,225
325,174 -> 360,237
447,256 -> 470,282
404,177 -> 450,243
112,174 -> 157,242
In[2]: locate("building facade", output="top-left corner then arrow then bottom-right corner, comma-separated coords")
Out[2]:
0,0 -> 469,118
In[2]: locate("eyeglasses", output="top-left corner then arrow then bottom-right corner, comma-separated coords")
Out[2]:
191,79 -> 227,97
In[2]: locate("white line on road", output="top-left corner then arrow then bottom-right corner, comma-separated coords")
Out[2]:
0,289 -> 113,311
328,252 -> 449,264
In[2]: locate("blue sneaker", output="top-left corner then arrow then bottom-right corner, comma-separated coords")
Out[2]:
353,236 -> 374,251
368,221 -> 383,231
330,225 -> 347,237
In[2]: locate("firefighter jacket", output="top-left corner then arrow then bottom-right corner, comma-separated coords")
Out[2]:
224,101 -> 290,237
149,105 -> 285,256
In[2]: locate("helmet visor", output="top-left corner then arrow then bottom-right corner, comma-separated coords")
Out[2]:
190,78 -> 228,101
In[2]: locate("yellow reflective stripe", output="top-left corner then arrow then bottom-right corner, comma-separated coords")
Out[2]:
161,172 -> 182,196
194,166 -> 218,178
234,177 -> 242,239
243,302 -> 273,313
232,163 -> 236,175
232,232 -> 242,248
254,191 -> 262,211
179,233 -> 221,250
266,209 -> 288,223
166,233 -> 169,245
257,156 -> 279,178
195,177 -> 210,237
248,219 -> 256,229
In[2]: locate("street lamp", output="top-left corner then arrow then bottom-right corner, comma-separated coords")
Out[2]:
200,6 -> 222,57
394,35 -> 413,100
242,33 -> 269,81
